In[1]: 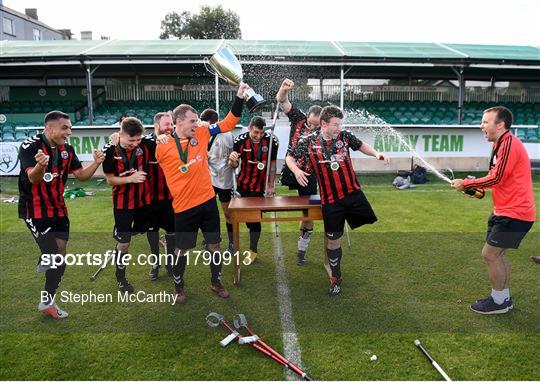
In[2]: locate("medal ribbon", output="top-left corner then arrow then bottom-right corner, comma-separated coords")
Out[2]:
250,139 -> 264,162
173,132 -> 189,164
117,145 -> 138,170
41,133 -> 59,172
320,136 -> 337,162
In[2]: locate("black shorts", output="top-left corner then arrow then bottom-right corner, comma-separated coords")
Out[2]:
296,178 -> 318,196
322,190 -> 377,239
282,165 -> 318,195
213,186 -> 232,203
486,213 -> 534,249
174,197 -> 221,250
148,199 -> 175,233
113,207 -> 151,243
238,188 -> 264,198
25,216 -> 70,255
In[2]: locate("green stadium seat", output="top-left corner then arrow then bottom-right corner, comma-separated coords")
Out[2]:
26,129 -> 39,137
15,131 -> 28,141
2,132 -> 15,142
1,125 -> 15,135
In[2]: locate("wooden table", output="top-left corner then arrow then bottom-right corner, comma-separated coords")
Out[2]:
228,195 -> 326,285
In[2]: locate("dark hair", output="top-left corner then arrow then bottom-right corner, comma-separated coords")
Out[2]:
153,112 -> 171,125
484,106 -> 513,130
121,117 -> 144,137
172,104 -> 197,123
307,105 -> 322,117
119,113 -> 128,123
249,116 -> 266,130
44,110 -> 70,125
200,108 -> 219,124
319,105 -> 343,123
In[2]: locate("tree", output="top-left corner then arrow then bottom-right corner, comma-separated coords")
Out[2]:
160,5 -> 242,40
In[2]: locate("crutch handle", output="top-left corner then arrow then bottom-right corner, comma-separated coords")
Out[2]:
233,313 -> 248,329
206,312 -> 224,328
220,332 -> 239,347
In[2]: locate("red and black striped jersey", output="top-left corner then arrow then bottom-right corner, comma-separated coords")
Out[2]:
288,130 -> 363,205
286,105 -> 314,172
18,133 -> 82,219
234,131 -> 279,193
103,136 -> 154,210
146,133 -> 170,201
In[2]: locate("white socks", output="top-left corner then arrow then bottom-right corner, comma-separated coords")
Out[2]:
491,288 -> 510,305
298,236 -> 310,252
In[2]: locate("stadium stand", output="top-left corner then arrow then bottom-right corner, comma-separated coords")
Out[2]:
1,40 -> 539,143
2,98 -> 539,142
73,99 -> 254,127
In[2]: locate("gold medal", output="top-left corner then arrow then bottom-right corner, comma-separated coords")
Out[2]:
257,162 -> 265,170
43,172 -> 54,182
330,162 -> 339,171
179,165 -> 189,174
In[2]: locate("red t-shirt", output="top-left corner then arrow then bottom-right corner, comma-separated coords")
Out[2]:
464,131 -> 536,222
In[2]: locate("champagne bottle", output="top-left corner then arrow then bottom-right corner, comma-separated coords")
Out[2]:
464,175 -> 484,199
464,188 -> 485,199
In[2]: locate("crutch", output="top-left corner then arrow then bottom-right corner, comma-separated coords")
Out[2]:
232,168 -> 241,198
207,312 -> 313,381
264,103 -> 280,197
414,339 -> 452,382
233,314 -> 313,381
207,312 -> 289,361
345,224 -> 352,251
90,248 -> 115,281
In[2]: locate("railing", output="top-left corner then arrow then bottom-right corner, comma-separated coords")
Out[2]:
301,85 -> 540,103
104,83 -> 540,104
105,84 -> 239,102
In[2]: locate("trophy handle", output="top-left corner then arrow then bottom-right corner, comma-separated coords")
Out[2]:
203,57 -> 218,77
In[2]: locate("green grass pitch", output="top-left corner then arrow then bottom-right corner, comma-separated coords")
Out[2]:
1,173 -> 538,380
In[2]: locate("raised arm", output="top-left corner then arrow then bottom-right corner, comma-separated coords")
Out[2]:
209,83 -> 250,135
276,79 -> 294,114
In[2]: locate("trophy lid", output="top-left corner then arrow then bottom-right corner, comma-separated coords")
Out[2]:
208,47 -> 243,85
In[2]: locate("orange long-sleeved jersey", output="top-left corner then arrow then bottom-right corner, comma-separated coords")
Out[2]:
156,111 -> 239,213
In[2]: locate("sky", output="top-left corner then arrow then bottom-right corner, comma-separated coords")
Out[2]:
3,0 -> 540,46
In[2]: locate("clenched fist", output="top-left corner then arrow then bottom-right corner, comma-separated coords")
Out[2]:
93,149 -> 105,164
34,149 -> 50,168
279,79 -> 294,92
229,151 -> 240,167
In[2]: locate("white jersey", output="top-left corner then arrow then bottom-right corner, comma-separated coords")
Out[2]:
208,132 -> 235,190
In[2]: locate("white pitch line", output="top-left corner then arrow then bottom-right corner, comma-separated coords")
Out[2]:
271,215 -> 304,381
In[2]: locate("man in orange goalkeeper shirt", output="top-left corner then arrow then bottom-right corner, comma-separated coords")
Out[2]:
156,83 -> 250,304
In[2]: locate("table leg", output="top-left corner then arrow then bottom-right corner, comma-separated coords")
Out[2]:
233,220 -> 241,285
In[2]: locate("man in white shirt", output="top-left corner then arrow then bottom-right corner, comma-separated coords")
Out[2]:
200,108 -> 237,253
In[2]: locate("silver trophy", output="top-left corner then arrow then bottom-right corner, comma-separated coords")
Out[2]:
206,47 -> 266,112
